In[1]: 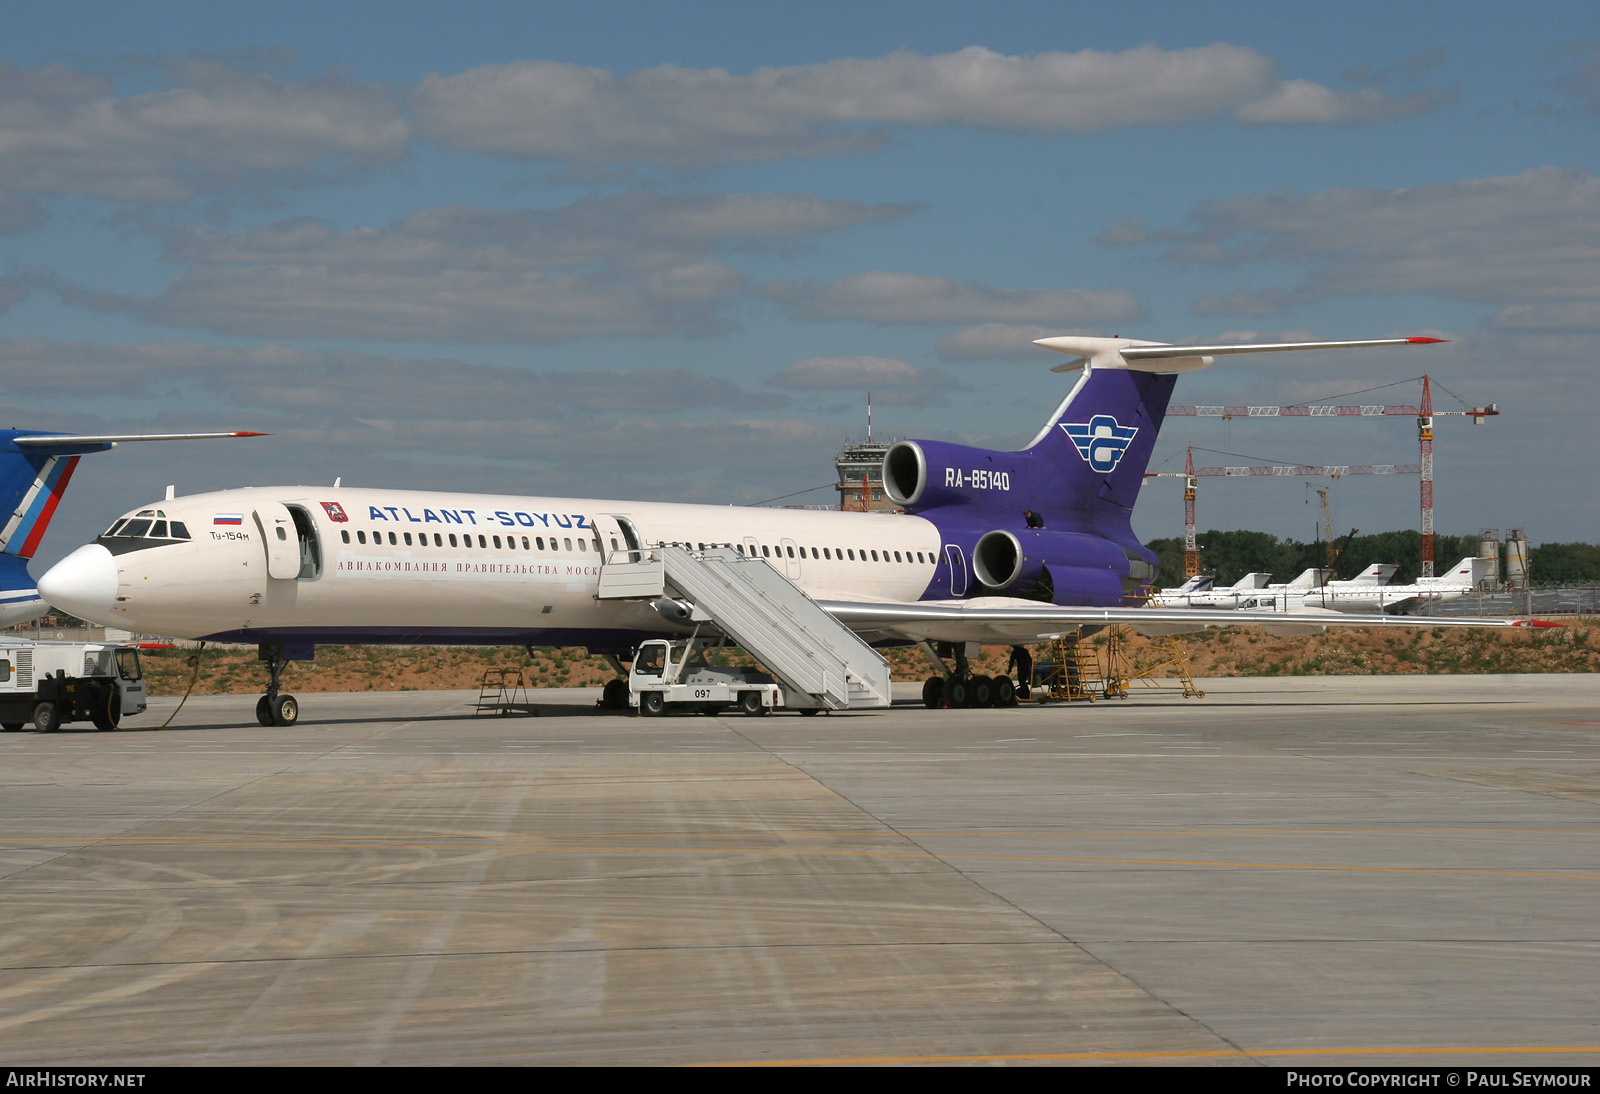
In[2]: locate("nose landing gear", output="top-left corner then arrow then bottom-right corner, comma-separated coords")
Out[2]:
256,643 -> 308,726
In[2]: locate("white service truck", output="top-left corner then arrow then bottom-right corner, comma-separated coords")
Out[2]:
0,641 -> 148,732
629,636 -> 800,716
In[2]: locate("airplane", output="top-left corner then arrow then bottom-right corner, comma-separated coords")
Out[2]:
36,334 -> 1548,727
1150,567 -> 1351,609
1296,556 -> 1496,614
1148,571 -> 1272,608
1339,563 -> 1402,586
0,430 -> 265,626
1158,574 -> 1215,596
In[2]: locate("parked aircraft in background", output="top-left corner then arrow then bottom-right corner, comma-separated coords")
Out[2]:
1299,556 -> 1495,614
1226,556 -> 1494,614
1157,574 -> 1214,596
38,334 -> 1543,726
0,430 -> 263,626
1158,569 -> 1395,610
1340,563 -> 1401,586
1148,572 -> 1272,608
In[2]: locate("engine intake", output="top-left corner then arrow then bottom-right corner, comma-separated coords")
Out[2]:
882,439 -> 1022,513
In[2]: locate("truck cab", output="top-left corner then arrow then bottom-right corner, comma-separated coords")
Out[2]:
628,637 -> 784,716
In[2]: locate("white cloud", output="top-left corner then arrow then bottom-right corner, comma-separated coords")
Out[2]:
767,272 -> 1140,326
1117,168 -> 1599,330
936,323 -> 1092,360
76,192 -> 907,343
0,337 -> 790,420
412,45 -> 1420,166
770,355 -> 948,389
0,59 -> 408,206
1235,80 -> 1441,125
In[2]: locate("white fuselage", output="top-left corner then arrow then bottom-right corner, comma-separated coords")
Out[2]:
54,486 -> 951,648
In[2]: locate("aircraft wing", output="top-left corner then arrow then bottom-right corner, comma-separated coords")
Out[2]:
817,596 -> 1547,646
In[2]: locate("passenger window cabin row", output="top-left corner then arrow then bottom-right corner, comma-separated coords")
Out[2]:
336,528 -> 933,566
339,528 -> 591,552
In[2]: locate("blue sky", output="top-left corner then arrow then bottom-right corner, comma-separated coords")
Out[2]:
4,0 -> 1596,569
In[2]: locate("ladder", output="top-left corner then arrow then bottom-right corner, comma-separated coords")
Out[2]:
473,668 -> 534,717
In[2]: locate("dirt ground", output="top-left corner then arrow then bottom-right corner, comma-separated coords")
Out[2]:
137,616 -> 1598,697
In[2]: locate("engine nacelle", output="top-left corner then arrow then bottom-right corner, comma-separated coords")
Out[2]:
650,598 -> 696,626
883,440 -> 1022,513
971,528 -> 1131,604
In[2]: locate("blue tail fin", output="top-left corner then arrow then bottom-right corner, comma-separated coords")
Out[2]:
1020,365 -> 1177,534
0,432 -> 84,560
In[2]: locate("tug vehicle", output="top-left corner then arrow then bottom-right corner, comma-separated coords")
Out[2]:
0,641 -> 148,732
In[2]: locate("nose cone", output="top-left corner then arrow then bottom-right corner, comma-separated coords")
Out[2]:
38,544 -> 118,623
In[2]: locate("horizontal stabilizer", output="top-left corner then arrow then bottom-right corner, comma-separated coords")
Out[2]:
1033,335 -> 1444,374
15,431 -> 268,455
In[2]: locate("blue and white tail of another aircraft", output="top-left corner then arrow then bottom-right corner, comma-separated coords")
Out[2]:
0,431 -> 264,626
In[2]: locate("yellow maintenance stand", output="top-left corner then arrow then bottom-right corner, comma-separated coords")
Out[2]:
1025,628 -> 1204,703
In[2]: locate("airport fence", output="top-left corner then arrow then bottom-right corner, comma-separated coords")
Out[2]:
1430,585 -> 1600,617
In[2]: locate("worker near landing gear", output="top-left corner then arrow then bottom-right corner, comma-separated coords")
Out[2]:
1008,645 -> 1033,699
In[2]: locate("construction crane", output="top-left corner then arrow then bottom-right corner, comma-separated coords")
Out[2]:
1145,445 -> 1420,579
1167,374 -> 1498,577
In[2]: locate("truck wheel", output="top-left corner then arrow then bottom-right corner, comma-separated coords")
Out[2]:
91,688 -> 121,732
33,701 -> 60,734
1,722 -> 24,732
271,694 -> 299,727
602,678 -> 629,710
738,691 -> 766,717
255,696 -> 273,726
640,692 -> 665,716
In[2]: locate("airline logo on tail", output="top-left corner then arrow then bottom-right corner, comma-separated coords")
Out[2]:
1060,415 -> 1139,472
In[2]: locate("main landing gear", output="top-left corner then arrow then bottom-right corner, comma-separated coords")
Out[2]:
922,673 -> 1017,709
255,643 -> 304,727
920,642 -> 1020,709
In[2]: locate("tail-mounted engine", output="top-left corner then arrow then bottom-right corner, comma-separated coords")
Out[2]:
972,528 -> 1132,604
883,440 -> 1021,513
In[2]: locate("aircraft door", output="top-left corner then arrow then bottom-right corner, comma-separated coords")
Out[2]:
779,537 -> 802,581
590,514 -> 644,564
945,544 -> 968,596
254,504 -> 301,580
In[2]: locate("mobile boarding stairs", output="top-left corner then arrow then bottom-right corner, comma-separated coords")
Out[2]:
596,544 -> 892,711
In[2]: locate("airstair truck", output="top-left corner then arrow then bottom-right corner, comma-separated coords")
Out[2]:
629,636 -> 796,716
0,641 -> 148,732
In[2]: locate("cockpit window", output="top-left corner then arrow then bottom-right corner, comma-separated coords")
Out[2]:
97,512 -> 193,553
102,517 -> 190,542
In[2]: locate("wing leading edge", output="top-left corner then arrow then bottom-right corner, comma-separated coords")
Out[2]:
817,597 -> 1550,646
